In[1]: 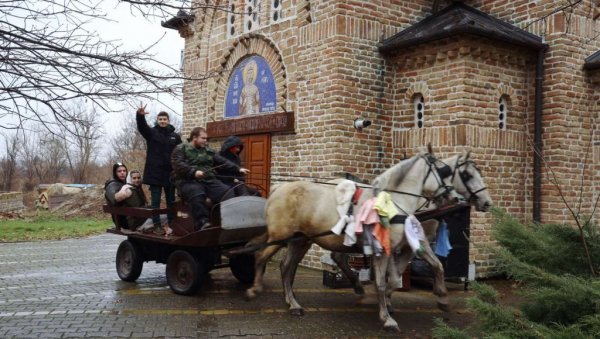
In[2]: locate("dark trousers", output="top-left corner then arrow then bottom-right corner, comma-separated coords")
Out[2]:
179,179 -> 234,230
149,185 -> 176,225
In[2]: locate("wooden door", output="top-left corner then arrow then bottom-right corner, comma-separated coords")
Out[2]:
239,134 -> 271,197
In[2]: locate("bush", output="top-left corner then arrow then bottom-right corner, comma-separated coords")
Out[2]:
433,208 -> 600,338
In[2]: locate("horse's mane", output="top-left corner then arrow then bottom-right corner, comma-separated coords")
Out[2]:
371,154 -> 420,193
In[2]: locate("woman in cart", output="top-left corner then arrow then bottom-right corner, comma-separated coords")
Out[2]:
104,163 -> 149,231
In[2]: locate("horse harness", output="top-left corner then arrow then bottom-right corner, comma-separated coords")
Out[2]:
385,154 -> 455,223
231,154 -> 459,254
448,157 -> 488,203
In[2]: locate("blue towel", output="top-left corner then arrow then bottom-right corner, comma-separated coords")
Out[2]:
435,220 -> 453,257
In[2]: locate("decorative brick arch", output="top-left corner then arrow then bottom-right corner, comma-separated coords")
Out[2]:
209,34 -> 287,117
406,81 -> 430,100
496,83 -> 515,99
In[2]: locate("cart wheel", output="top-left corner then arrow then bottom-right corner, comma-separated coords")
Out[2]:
230,254 -> 255,284
166,250 -> 204,295
116,240 -> 143,282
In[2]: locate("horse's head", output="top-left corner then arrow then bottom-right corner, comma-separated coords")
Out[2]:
421,153 -> 461,207
372,153 -> 458,212
447,151 -> 492,212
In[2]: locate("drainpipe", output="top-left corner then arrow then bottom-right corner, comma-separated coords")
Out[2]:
533,46 -> 547,223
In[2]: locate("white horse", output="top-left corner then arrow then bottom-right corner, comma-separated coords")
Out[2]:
245,153 -> 458,330
330,151 -> 492,321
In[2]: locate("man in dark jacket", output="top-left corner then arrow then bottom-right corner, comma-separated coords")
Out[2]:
137,103 -> 182,234
171,127 -> 249,230
216,136 -> 258,196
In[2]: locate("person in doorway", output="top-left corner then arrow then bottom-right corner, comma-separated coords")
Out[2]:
136,102 -> 182,235
104,163 -> 146,230
171,127 -> 250,230
216,136 -> 259,196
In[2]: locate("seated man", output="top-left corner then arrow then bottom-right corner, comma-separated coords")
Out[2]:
171,127 -> 249,230
104,164 -> 148,231
216,135 -> 259,197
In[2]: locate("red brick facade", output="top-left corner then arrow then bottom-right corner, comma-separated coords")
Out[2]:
179,0 -> 600,276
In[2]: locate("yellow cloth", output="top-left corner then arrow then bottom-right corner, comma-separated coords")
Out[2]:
374,192 -> 399,220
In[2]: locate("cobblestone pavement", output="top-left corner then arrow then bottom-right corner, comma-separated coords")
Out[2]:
0,234 -> 474,338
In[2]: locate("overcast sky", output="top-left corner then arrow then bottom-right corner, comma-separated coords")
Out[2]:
98,2 -> 185,134
0,1 -> 185,157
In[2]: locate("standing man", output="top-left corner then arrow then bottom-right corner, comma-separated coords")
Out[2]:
136,103 -> 182,234
171,127 -> 249,230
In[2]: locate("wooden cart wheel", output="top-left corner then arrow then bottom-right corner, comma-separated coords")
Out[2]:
229,254 -> 255,284
166,250 -> 204,295
116,240 -> 143,282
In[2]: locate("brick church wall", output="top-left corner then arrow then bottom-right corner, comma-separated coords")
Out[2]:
180,0 -> 600,276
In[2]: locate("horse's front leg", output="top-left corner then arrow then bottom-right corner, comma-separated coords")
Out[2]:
418,241 -> 450,314
331,252 -> 364,296
384,249 -> 414,313
372,255 -> 400,332
246,243 -> 283,300
280,238 -> 312,316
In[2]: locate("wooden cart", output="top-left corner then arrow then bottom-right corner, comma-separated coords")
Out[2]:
103,196 -> 267,295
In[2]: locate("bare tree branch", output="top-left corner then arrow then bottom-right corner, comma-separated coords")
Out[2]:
0,0 -> 220,136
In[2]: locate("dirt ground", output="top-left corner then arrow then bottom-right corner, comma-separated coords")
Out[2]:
50,186 -> 108,219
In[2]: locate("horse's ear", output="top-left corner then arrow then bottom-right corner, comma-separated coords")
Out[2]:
460,149 -> 470,160
427,142 -> 433,155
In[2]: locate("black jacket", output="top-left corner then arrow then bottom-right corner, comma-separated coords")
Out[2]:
136,114 -> 182,186
216,136 -> 245,185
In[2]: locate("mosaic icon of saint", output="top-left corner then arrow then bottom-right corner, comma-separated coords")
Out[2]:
238,60 -> 260,115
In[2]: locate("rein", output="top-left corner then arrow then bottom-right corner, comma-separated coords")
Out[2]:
384,154 -> 455,216
448,157 -> 488,202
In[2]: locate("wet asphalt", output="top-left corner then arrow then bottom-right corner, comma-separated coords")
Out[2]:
0,233 -> 474,338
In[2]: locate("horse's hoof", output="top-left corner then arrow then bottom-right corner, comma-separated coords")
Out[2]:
245,289 -> 256,301
383,319 -> 400,332
289,308 -> 304,316
437,302 -> 450,313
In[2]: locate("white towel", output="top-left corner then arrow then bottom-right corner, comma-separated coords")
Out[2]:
331,180 -> 358,246
405,215 -> 426,255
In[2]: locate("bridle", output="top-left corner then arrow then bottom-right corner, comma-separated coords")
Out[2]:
448,157 -> 488,203
383,154 -> 455,215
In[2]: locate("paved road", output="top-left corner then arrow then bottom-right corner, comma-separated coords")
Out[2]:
0,234 -> 473,338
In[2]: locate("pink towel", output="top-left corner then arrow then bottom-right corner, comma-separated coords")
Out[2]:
356,197 -> 380,233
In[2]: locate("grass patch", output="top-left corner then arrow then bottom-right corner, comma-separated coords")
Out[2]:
0,211 -> 112,242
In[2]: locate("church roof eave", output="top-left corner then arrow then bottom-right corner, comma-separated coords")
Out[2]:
584,49 -> 600,71
379,2 -> 545,55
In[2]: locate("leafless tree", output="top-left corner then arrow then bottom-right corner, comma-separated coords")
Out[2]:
19,128 -> 66,189
0,0 -> 221,136
0,132 -> 19,191
19,129 -> 42,191
59,103 -> 103,183
107,113 -> 147,172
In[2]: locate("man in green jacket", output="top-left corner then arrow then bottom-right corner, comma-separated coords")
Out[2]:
171,127 -> 249,230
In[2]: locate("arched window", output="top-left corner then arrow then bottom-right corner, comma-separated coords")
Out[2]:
271,0 -> 283,23
498,96 -> 508,130
244,0 -> 261,32
227,0 -> 236,38
413,94 -> 425,129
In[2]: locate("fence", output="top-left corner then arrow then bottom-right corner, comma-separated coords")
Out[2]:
0,192 -> 25,213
